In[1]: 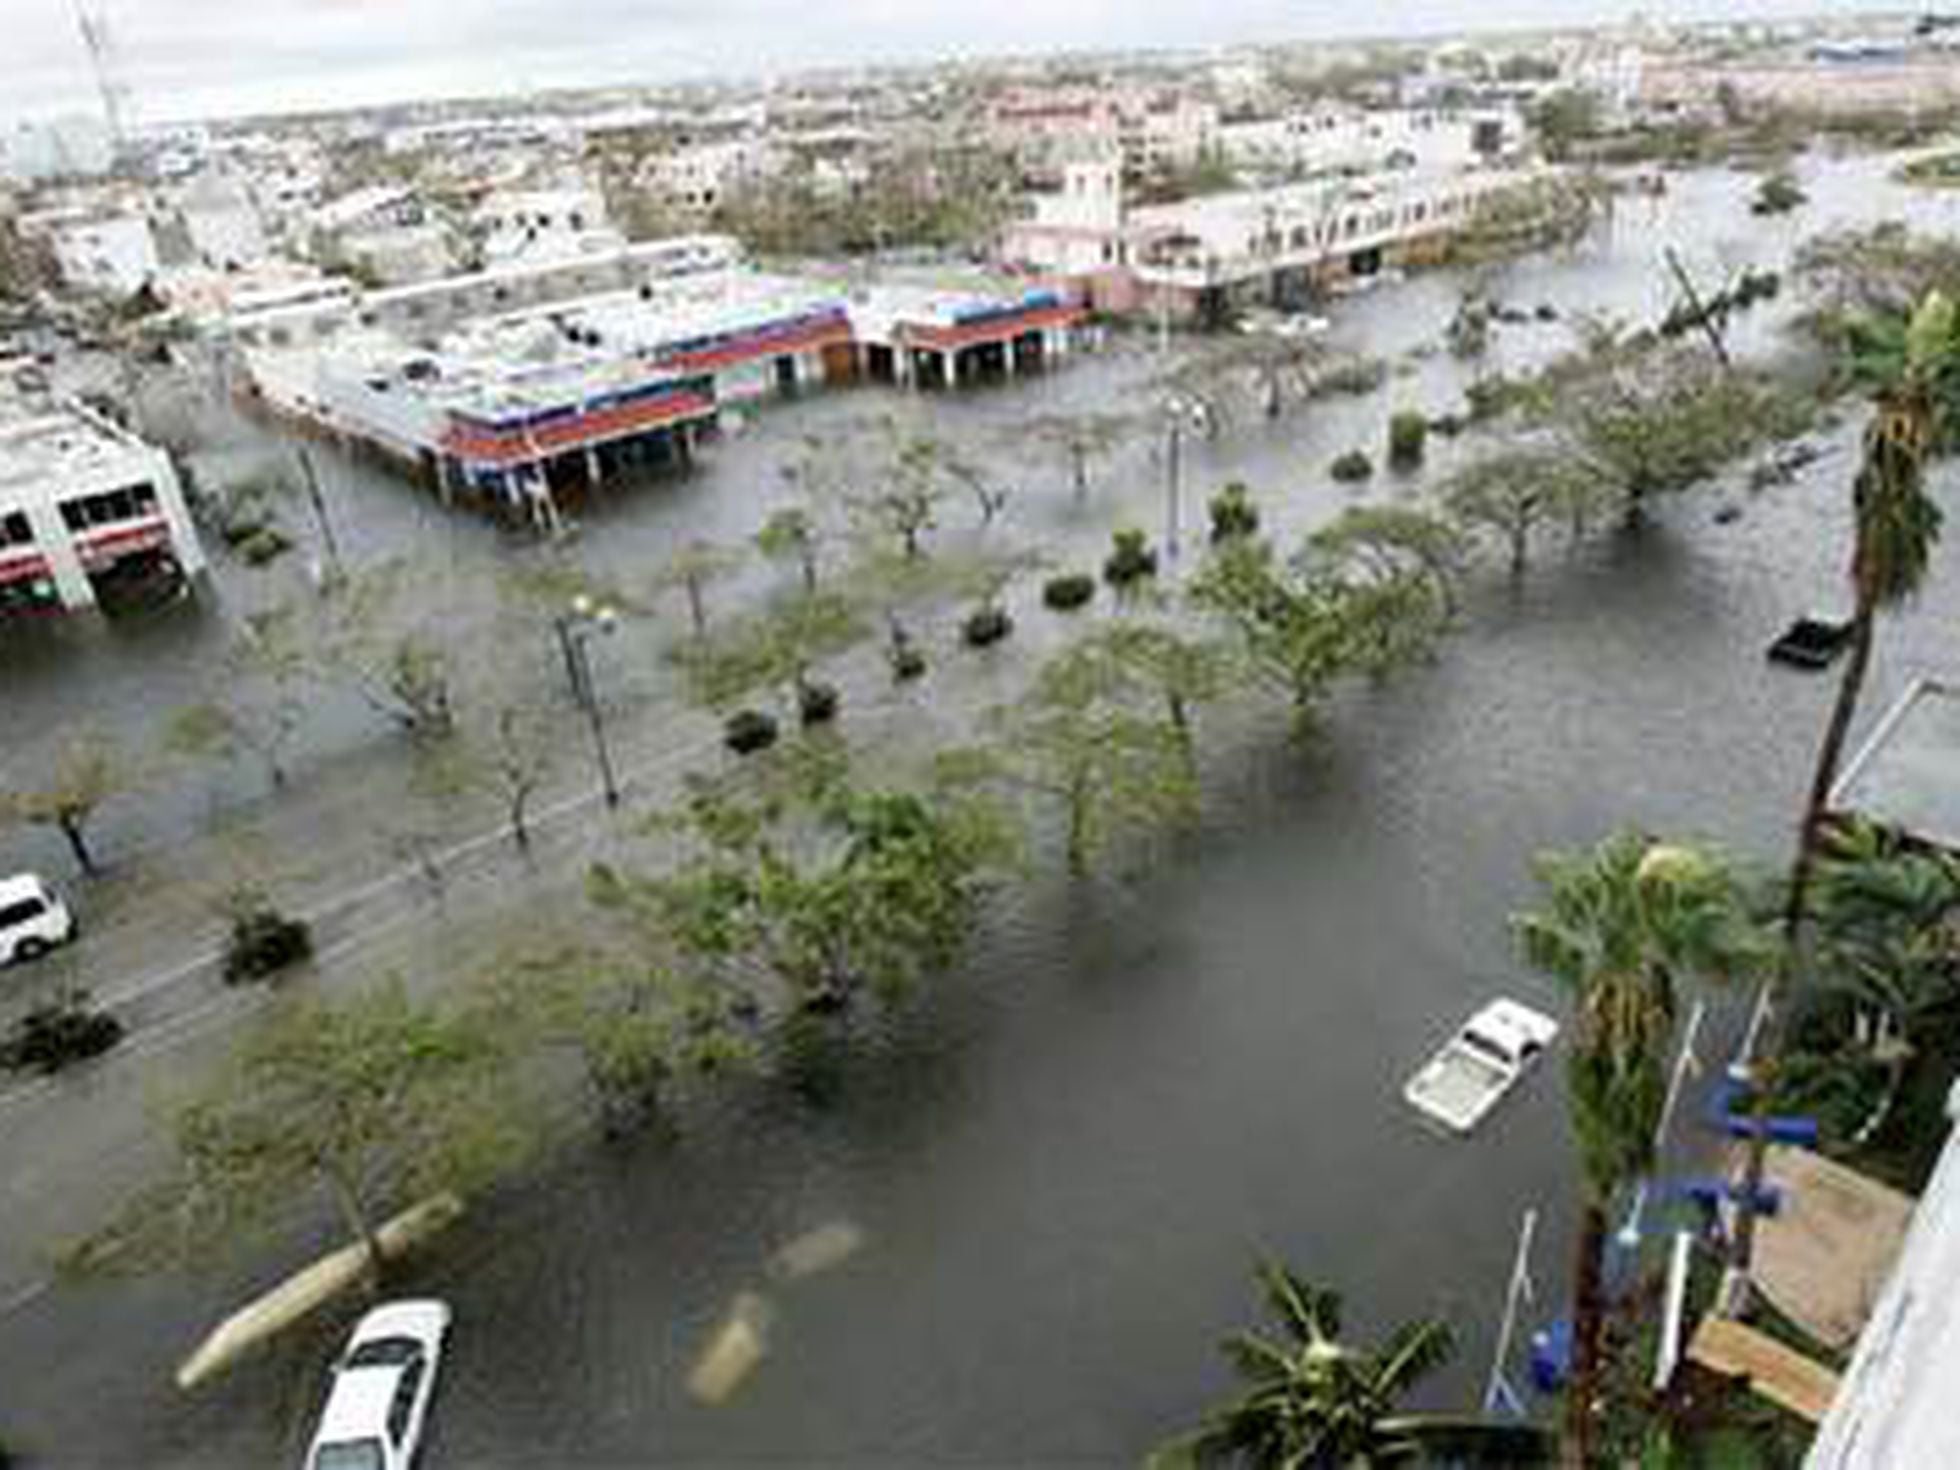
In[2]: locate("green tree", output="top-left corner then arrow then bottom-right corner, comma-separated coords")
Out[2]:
72,981 -> 530,1276
1810,819 -> 1960,1036
1,731 -> 128,877
1075,622 -> 1233,779
1192,539 -> 1438,728
488,944 -> 756,1137
653,539 -> 745,641
1442,447 -> 1605,578
1156,1262 -> 1548,1468
1530,89 -> 1603,163
1730,291 -> 1956,1303
1515,833 -> 1770,1463
1026,411 -> 1132,504
1550,350 -> 1810,522
605,774 -> 1009,1014
851,430 -> 945,559
756,506 -> 823,595
665,589 -> 868,713
946,642 -> 1197,879
165,606 -> 312,791
1308,504 -> 1467,619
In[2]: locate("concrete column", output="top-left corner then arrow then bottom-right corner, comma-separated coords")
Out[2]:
585,445 -> 603,486
22,500 -> 94,611
152,452 -> 207,580
1003,338 -> 1017,378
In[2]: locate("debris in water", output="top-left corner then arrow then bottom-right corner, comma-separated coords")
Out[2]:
686,1291 -> 773,1405
767,1220 -> 866,1283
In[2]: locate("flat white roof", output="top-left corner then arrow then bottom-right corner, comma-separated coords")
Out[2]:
0,405 -> 161,497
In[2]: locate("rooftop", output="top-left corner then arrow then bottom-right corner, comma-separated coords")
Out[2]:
1831,678 -> 1960,851
0,404 -> 159,496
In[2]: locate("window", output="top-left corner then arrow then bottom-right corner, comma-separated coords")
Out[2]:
0,511 -> 32,549
58,484 -> 158,533
387,1360 -> 425,1445
0,897 -> 48,929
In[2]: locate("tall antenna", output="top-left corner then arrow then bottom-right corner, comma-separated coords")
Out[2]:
74,1 -> 132,156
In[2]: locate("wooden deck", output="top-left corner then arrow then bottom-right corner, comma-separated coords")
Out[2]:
1687,1316 -> 1841,1423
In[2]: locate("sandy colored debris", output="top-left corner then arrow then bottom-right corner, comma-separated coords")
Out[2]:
1751,1143 -> 1914,1351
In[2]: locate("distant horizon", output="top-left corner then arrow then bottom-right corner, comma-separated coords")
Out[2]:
2,0 -> 1913,133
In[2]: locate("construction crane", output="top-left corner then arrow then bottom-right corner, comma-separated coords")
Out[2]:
74,1 -> 133,157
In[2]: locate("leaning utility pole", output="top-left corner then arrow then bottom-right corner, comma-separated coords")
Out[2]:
1664,247 -> 1732,369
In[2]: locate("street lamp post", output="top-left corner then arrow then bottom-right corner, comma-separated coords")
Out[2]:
553,595 -> 620,807
1162,393 -> 1205,565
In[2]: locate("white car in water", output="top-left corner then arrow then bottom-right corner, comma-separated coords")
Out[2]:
305,1300 -> 451,1470
0,873 -> 75,967
1403,999 -> 1558,1135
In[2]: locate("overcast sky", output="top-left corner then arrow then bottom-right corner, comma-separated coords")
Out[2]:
3,0 -> 1897,126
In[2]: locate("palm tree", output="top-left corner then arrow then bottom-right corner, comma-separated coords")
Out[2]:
1516,833 -> 1770,1467
1728,291 -> 1956,1304
1159,1262 -> 1549,1468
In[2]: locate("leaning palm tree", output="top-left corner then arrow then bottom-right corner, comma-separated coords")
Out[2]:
1516,833 -> 1771,1467
1158,1262 -> 1549,1468
1727,290 -> 1957,1306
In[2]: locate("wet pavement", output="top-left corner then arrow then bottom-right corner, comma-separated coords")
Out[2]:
3,147 -> 1960,1465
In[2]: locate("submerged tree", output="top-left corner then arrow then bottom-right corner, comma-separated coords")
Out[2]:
603,770 -> 1011,1015
165,606 -> 313,791
1,730 -> 129,877
1441,447 -> 1606,578
945,640 -> 1198,879
70,980 -> 530,1277
653,539 -> 745,641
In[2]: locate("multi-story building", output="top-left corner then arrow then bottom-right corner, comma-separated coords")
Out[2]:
0,403 -> 205,616
1215,106 -> 1517,182
987,88 -> 1219,185
1002,156 -> 1544,319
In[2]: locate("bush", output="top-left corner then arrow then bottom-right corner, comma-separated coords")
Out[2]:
889,644 -> 927,681
222,898 -> 314,984
1311,357 -> 1388,398
236,526 -> 293,567
724,708 -> 779,754
962,606 -> 1014,647
1208,482 -> 1260,543
1042,572 -> 1097,611
0,992 -> 124,1075
797,679 -> 840,726
1387,412 -> 1427,469
1329,449 -> 1374,483
1752,172 -> 1807,216
1103,528 -> 1159,587
1427,412 -> 1468,438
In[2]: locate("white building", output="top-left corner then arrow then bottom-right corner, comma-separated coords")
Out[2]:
172,171 -> 270,272
1215,107 -> 1517,182
475,186 -> 620,267
1003,157 -> 1545,318
1806,1080 -> 1960,1469
48,212 -> 159,297
0,403 -> 204,616
0,116 -> 116,181
642,141 -> 788,216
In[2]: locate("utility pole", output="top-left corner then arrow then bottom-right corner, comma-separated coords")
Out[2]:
295,448 -> 345,587
1664,247 -> 1732,369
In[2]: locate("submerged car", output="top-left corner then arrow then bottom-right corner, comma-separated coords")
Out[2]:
1403,998 -> 1558,1135
305,1300 -> 451,1470
0,873 -> 76,967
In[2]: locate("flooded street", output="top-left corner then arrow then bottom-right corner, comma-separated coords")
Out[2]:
4,147 -> 1960,1465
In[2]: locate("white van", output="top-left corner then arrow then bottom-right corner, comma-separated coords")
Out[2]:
0,874 -> 76,966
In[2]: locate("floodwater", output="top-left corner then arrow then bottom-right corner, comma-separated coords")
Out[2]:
3,147 -> 1960,1465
